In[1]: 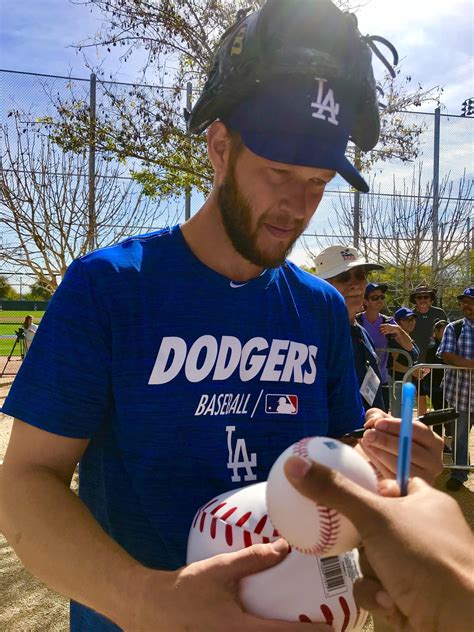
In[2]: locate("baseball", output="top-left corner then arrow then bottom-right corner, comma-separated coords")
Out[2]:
187,482 -> 367,631
266,436 -> 378,556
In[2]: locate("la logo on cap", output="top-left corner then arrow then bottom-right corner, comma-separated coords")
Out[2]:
311,78 -> 340,126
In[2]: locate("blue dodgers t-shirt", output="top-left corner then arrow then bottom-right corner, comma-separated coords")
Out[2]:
3,225 -> 363,631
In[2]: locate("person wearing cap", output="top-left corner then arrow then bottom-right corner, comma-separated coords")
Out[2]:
356,283 -> 414,411
437,287 -> 474,491
388,308 -> 422,417
424,319 -> 449,439
0,2 -> 442,630
314,246 -> 416,415
313,245 -> 385,410
410,284 -> 447,362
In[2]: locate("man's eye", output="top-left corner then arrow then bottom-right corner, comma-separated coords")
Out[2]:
271,168 -> 288,175
310,178 -> 327,187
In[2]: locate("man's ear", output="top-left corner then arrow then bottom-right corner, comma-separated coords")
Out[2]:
207,121 -> 232,177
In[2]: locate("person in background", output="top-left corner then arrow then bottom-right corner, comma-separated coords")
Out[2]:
438,287 -> 474,492
357,283 -> 414,413
313,246 -> 386,411
424,319 -> 449,439
388,307 -> 422,417
22,314 -> 38,352
410,284 -> 447,362
314,248 -> 418,416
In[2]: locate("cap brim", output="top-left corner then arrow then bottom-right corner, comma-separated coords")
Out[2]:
318,261 -> 383,280
410,291 -> 436,303
365,283 -> 388,297
238,130 -> 369,193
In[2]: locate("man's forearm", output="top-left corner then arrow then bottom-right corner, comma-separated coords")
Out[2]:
395,328 -> 414,352
442,352 -> 474,369
0,465 -> 148,628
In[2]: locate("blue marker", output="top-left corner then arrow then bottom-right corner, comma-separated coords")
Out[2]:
397,382 -> 416,496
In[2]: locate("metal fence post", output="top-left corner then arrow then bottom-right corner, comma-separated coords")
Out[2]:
468,216 -> 472,284
88,72 -> 97,251
432,106 -> 441,274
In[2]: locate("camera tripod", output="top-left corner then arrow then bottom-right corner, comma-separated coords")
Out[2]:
0,331 -> 27,377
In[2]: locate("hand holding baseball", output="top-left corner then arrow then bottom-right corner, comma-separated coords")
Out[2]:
123,542 -> 331,631
284,458 -> 474,632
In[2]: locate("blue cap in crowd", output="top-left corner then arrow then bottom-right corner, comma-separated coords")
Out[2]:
364,282 -> 388,298
224,75 -> 369,192
394,307 -> 417,322
457,287 -> 474,300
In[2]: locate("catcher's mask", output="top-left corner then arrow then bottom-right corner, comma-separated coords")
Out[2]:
186,0 -> 398,191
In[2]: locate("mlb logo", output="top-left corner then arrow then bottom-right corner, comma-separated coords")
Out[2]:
265,394 -> 298,415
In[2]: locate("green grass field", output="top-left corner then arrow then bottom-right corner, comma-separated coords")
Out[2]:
0,312 -> 44,357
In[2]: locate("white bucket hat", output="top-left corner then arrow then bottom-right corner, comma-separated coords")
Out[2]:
313,245 -> 383,280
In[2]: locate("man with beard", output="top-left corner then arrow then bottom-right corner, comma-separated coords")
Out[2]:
0,2 -> 442,631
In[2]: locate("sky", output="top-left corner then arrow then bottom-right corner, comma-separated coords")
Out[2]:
1,0 -> 473,269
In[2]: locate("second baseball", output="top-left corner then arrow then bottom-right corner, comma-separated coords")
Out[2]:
266,436 -> 378,556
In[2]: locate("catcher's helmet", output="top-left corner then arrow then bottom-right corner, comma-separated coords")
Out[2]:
187,0 -> 397,152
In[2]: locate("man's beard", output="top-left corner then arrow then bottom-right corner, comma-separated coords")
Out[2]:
217,163 -> 304,268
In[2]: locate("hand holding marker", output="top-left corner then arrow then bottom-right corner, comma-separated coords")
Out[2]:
342,408 -> 458,439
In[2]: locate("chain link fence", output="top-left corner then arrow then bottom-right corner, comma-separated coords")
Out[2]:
1,68 -> 473,307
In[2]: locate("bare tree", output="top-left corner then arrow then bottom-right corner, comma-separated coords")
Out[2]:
0,114 -> 178,292
306,164 -> 473,302
43,0 -> 440,199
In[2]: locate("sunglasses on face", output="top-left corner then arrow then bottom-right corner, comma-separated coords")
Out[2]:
367,294 -> 385,301
332,269 -> 367,283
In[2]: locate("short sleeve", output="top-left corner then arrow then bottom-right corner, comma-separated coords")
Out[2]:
437,324 -> 456,358
2,259 -> 112,438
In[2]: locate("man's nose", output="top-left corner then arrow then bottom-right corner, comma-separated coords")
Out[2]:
279,182 -> 312,218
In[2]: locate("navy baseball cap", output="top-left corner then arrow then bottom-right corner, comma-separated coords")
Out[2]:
457,287 -> 474,300
223,74 -> 369,193
365,282 -> 388,298
394,307 -> 417,322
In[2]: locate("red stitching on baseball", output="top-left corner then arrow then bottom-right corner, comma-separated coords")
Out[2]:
293,437 -> 312,459
293,506 -> 340,555
221,506 -> 237,521
235,511 -> 252,528
298,614 -> 313,622
339,596 -> 351,632
211,502 -> 227,515
254,515 -> 268,534
225,523 -> 233,546
192,493 -> 277,551
320,604 -> 334,625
